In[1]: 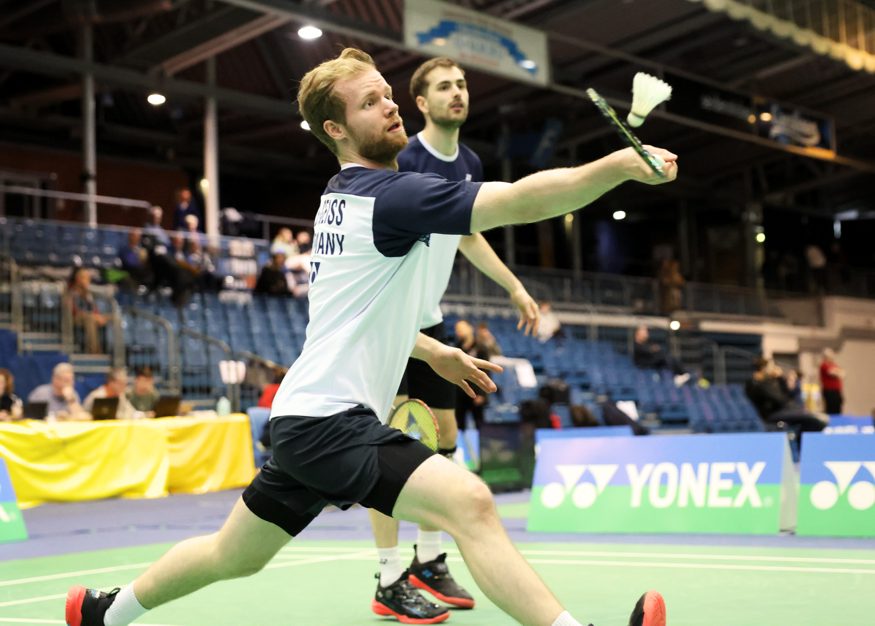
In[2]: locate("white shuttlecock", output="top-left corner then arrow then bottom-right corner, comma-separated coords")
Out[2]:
627,72 -> 672,128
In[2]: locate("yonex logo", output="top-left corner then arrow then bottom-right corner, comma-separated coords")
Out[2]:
810,462 -> 875,511
540,462 -> 766,509
540,464 -> 618,509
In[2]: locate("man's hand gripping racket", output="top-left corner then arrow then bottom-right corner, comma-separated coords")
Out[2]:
586,88 -> 676,182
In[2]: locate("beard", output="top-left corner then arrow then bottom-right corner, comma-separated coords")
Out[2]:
430,105 -> 468,130
356,127 -> 409,165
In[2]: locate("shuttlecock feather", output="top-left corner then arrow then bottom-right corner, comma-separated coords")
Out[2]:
627,72 -> 672,128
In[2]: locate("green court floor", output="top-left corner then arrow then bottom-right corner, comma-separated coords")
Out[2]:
1,539 -> 872,625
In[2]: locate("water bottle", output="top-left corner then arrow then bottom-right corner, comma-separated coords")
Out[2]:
216,396 -> 231,416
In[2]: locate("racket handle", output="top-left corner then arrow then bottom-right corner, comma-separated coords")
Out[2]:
647,152 -> 667,178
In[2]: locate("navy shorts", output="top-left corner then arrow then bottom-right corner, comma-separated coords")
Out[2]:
396,322 -> 456,410
243,405 -> 434,536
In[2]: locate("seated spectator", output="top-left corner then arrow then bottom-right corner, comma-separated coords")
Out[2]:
0,368 -> 22,421
142,205 -> 171,249
83,367 -> 136,419
185,237 -> 224,292
633,325 -> 689,387
64,267 -> 109,354
117,228 -> 153,289
183,215 -> 206,248
476,322 -> 502,358
27,362 -> 89,421
658,258 -> 685,315
536,301 -> 561,343
254,252 -> 292,296
270,227 -> 299,258
287,231 -> 312,297
745,357 -> 828,434
129,367 -> 159,414
454,319 -> 491,431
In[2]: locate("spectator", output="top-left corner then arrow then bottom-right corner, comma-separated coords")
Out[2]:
286,231 -> 312,297
475,322 -> 502,358
83,367 -> 135,420
173,187 -> 201,231
129,367 -> 159,414
745,357 -> 828,434
453,320 -> 489,431
186,237 -> 223,292
270,227 -> 299,258
658,258 -> 684,315
27,362 -> 89,421
117,228 -> 152,289
258,367 -> 288,410
819,348 -> 845,414
536,301 -> 561,343
142,205 -> 171,249
633,325 -> 690,387
0,368 -> 22,421
183,215 -> 205,247
64,267 -> 108,354
254,252 -> 292,296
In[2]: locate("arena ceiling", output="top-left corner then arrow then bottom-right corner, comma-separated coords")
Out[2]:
1,0 -> 874,219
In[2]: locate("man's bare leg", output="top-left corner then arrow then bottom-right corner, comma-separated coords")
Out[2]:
393,455 -> 566,626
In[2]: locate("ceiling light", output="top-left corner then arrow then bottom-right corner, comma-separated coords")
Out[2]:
147,93 -> 166,106
300,120 -> 310,131
669,320 -> 681,331
759,111 -> 773,122
298,25 -> 322,40
519,59 -> 537,70
612,210 -> 626,221
755,232 -> 766,243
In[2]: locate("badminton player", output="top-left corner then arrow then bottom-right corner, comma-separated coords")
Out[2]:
367,56 -> 539,623
66,48 -> 675,626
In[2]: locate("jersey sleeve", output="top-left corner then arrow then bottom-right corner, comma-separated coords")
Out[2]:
372,172 -> 481,257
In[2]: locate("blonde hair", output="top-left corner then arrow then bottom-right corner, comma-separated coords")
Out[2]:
297,48 -> 376,155
409,57 -> 463,101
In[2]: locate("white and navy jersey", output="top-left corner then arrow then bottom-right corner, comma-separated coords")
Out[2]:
270,165 -> 482,422
397,133 -> 483,328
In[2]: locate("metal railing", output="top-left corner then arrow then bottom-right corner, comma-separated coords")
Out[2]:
178,327 -> 239,411
123,307 -> 181,395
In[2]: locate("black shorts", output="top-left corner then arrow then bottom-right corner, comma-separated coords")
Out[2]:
396,322 -> 456,410
243,405 -> 434,536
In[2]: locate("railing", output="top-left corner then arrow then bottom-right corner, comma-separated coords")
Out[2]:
123,308 -> 181,395
0,257 -> 16,326
178,327 -> 239,411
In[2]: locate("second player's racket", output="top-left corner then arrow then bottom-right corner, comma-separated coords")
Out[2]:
586,87 -> 667,178
387,398 -> 440,451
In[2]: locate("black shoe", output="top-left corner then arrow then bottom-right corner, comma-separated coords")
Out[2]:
628,591 -> 666,626
66,586 -> 120,626
371,571 -> 450,624
408,549 -> 475,609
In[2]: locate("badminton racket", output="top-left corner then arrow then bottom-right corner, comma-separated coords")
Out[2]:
387,398 -> 440,451
586,87 -> 667,179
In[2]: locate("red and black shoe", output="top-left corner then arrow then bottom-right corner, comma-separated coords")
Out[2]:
408,550 -> 474,609
628,591 -> 666,626
66,586 -> 119,626
371,572 -> 450,624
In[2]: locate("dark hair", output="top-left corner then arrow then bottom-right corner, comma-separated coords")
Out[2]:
753,357 -> 769,372
0,367 -> 13,394
409,57 -> 463,102
135,366 -> 154,378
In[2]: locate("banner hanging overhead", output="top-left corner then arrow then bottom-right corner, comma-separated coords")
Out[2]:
404,0 -> 550,86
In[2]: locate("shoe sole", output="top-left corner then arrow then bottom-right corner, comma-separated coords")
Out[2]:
641,591 -> 666,626
409,575 -> 475,609
65,586 -> 86,626
371,599 -> 450,624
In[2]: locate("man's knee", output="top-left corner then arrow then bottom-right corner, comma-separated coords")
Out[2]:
450,475 -> 496,526
212,536 -> 272,579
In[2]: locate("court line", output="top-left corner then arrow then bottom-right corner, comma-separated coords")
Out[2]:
0,593 -> 66,608
0,564 -> 154,588
521,557 -> 875,575
0,617 -> 178,626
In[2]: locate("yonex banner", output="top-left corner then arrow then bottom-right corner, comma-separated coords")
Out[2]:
0,458 -> 27,543
404,0 -> 550,86
528,433 -> 795,534
824,416 -> 875,435
797,433 -> 875,537
535,426 -> 634,444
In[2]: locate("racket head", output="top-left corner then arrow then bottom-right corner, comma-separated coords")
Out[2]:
387,398 -> 440,451
586,87 -> 667,178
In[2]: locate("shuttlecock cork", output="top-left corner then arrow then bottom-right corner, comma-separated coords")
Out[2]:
627,72 -> 672,128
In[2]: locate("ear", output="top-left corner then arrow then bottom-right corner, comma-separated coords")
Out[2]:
415,94 -> 428,116
324,119 -> 346,142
